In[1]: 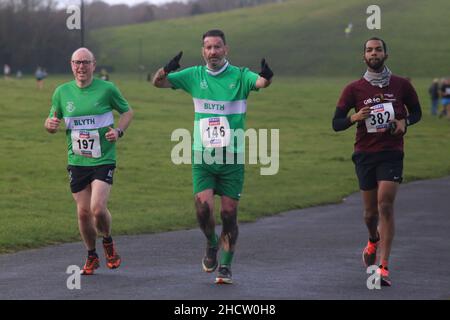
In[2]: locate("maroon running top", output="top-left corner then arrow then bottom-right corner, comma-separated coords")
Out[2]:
337,75 -> 420,152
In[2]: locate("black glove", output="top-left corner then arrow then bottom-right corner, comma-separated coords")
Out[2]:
259,58 -> 273,81
164,51 -> 183,73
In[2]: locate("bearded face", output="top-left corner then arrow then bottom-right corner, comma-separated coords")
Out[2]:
364,40 -> 388,72
202,36 -> 228,70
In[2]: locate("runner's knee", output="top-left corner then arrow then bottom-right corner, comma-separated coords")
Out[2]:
195,198 -> 211,219
364,206 -> 378,218
91,204 -> 107,218
378,201 -> 394,216
221,200 -> 238,216
77,207 -> 91,222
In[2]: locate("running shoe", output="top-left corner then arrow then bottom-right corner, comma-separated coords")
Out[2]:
215,265 -> 232,284
362,238 -> 379,267
202,246 -> 218,273
103,241 -> 121,269
81,255 -> 100,275
377,265 -> 392,287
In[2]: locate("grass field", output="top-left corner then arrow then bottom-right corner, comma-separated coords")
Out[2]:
0,75 -> 449,253
92,0 -> 450,77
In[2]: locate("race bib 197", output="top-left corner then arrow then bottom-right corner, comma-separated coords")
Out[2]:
365,102 -> 395,133
71,129 -> 101,158
200,116 -> 231,148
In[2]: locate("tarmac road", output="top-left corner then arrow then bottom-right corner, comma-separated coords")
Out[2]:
0,177 -> 449,300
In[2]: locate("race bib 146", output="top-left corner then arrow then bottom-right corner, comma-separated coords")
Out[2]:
200,116 -> 231,148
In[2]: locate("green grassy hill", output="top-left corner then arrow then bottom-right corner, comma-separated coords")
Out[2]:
2,75 -> 450,253
92,0 -> 450,77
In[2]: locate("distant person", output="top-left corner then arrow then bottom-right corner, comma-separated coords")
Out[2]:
3,64 -> 11,79
333,37 -> 422,287
35,67 -> 47,89
152,29 -> 273,284
100,68 -> 109,81
429,78 -> 440,116
345,22 -> 353,38
16,70 -> 23,79
44,48 -> 134,275
439,78 -> 450,120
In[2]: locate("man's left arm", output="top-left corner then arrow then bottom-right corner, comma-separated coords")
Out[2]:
391,81 -> 422,136
106,84 -> 135,141
255,58 -> 273,89
106,108 -> 134,142
117,108 -> 134,134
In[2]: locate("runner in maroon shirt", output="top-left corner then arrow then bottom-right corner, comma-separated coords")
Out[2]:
332,37 -> 422,286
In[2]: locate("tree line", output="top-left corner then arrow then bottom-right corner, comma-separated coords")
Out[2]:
0,0 -> 282,74
85,0 -> 283,29
0,0 -> 79,74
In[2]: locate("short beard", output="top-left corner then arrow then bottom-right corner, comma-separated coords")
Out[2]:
207,58 -> 225,70
365,57 -> 385,72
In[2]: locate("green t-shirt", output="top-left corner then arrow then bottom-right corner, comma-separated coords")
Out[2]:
49,78 -> 130,166
168,63 -> 259,153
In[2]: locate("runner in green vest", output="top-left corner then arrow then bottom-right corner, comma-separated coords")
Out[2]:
152,30 -> 273,284
45,48 -> 134,275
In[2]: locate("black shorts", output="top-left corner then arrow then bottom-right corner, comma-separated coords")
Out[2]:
67,164 -> 116,193
352,151 -> 403,191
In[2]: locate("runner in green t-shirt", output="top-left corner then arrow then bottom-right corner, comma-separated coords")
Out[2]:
152,29 -> 273,284
45,48 -> 134,275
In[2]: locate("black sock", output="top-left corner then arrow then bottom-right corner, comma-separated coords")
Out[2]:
88,249 -> 97,257
103,236 -> 113,244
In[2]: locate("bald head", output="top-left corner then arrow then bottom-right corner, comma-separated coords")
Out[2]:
71,47 -> 95,61
71,47 -> 96,88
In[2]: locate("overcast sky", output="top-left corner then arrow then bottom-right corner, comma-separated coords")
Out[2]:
57,0 -> 189,8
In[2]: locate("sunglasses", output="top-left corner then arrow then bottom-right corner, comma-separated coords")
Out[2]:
71,60 -> 93,65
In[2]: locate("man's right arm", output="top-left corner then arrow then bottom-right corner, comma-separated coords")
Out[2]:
332,106 -> 371,131
152,68 -> 172,88
332,84 -> 371,132
152,51 -> 183,89
45,90 -> 61,134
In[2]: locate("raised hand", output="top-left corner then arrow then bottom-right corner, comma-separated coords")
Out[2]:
259,58 -> 273,81
164,51 -> 183,74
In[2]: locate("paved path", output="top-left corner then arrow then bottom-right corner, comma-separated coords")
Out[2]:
1,177 -> 449,299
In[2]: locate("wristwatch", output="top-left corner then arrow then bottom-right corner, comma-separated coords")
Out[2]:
116,128 -> 124,138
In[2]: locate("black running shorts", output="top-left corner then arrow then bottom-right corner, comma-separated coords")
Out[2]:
352,151 -> 403,191
67,164 -> 116,193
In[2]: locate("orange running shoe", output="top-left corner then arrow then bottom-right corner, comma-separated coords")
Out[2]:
81,255 -> 100,275
362,239 -> 378,267
215,265 -> 233,284
376,265 -> 392,287
103,241 -> 121,269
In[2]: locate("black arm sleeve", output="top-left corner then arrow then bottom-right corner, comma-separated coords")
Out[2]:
332,107 -> 354,131
406,102 -> 422,126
